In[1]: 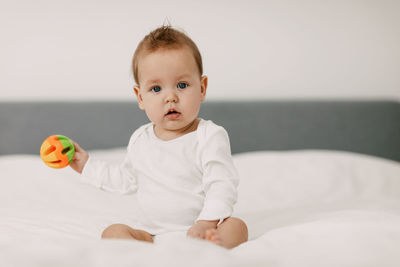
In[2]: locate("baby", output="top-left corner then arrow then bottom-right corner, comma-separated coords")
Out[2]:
70,25 -> 248,249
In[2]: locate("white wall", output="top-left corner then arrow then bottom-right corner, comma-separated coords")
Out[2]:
1,0 -> 399,101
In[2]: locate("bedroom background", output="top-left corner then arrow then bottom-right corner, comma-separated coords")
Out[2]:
0,0 -> 399,102
1,1 -> 400,266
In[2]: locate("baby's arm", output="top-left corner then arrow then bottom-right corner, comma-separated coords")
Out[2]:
188,125 -> 239,238
70,138 -> 138,194
197,126 -> 239,221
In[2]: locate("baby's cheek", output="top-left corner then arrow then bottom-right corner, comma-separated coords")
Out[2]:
185,97 -> 201,115
145,107 -> 162,122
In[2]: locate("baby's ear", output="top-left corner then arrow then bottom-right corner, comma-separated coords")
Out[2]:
133,86 -> 145,110
200,75 -> 208,102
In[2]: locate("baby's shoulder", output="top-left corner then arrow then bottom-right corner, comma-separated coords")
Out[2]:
197,119 -> 229,141
128,122 -> 153,146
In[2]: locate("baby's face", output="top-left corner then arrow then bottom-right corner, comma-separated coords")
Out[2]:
134,47 -> 207,139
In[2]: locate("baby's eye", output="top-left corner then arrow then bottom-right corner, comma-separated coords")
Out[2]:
151,86 -> 161,93
177,82 -> 188,89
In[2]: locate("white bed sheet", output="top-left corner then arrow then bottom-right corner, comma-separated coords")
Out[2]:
0,149 -> 399,267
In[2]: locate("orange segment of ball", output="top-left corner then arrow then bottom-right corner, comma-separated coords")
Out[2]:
40,135 -> 71,169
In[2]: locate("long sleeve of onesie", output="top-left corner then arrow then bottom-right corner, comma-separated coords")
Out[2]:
196,124 -> 239,222
80,136 -> 138,194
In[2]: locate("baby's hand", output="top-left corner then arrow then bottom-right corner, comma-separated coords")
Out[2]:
187,220 -> 218,239
69,140 -> 89,174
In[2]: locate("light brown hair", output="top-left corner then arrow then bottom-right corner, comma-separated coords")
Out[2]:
132,25 -> 203,85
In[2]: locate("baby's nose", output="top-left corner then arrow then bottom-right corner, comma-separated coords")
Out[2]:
165,89 -> 178,102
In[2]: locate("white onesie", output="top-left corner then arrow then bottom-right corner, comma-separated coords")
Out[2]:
81,118 -> 239,235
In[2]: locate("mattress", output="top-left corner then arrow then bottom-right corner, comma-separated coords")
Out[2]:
1,149 -> 399,266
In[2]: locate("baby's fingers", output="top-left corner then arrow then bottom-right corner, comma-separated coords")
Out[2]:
187,229 -> 205,239
70,139 -> 84,152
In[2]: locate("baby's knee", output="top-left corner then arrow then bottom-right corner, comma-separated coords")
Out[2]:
101,223 -> 130,239
228,217 -> 248,239
234,217 -> 248,228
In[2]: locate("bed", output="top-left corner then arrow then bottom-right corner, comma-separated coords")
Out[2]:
1,100 -> 399,266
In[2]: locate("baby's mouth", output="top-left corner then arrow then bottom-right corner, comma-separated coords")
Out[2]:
165,108 -> 179,115
165,109 -> 181,119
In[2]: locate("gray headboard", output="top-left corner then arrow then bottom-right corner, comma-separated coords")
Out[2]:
1,100 -> 399,162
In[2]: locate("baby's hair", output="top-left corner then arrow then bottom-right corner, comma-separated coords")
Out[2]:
132,25 -> 203,85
